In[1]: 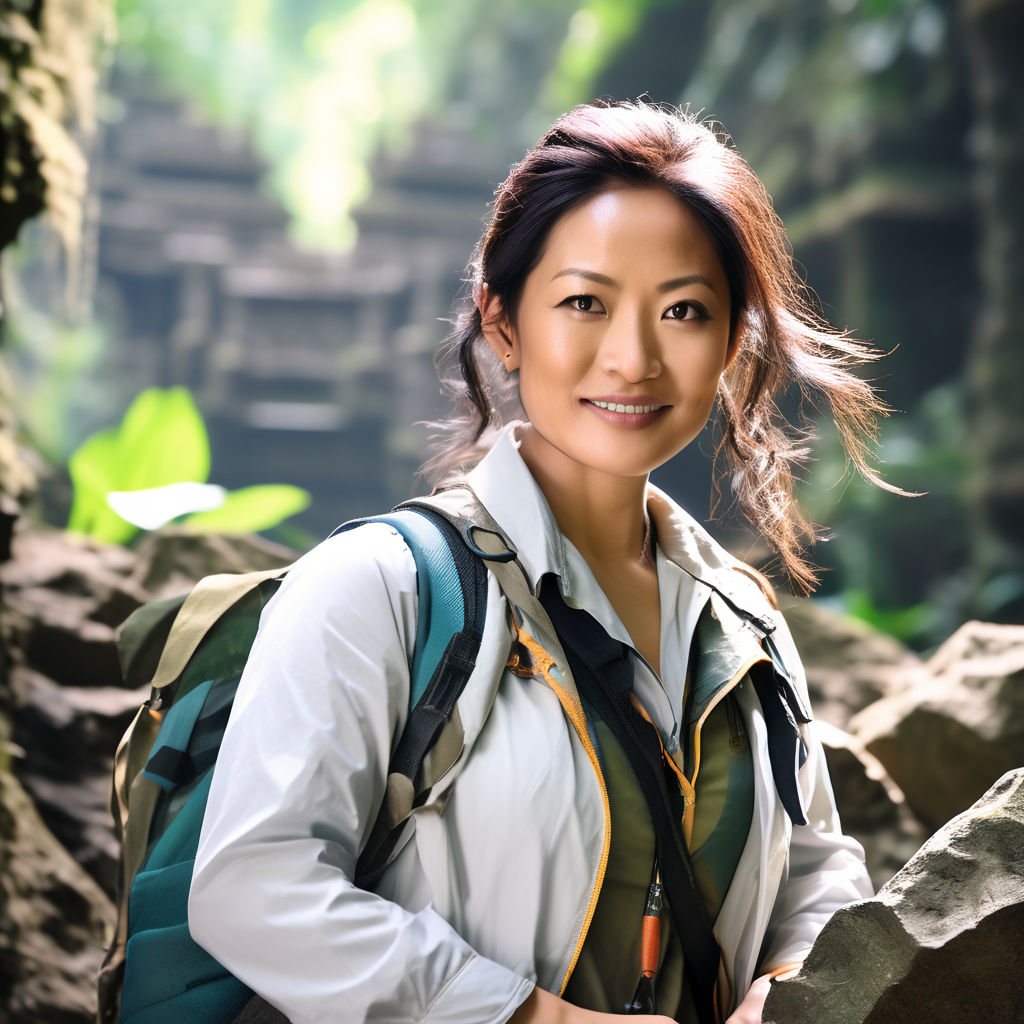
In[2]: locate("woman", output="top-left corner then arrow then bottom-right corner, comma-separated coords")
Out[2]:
189,99 -> 886,1023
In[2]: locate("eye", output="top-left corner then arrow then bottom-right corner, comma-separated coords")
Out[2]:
562,294 -> 605,315
664,300 -> 708,321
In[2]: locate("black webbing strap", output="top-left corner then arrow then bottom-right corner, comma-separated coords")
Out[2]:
538,578 -> 721,1024
386,507 -> 488,786
230,994 -> 289,1023
355,505 -> 491,889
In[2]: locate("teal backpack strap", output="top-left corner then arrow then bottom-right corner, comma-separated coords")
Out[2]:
117,506 -> 493,1024
333,507 -> 489,784
332,507 -> 493,885
332,509 -> 485,709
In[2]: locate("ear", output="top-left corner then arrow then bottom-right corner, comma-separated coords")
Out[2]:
475,282 -> 520,371
723,323 -> 742,372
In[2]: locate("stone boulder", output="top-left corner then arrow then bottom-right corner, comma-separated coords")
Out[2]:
0,523 -> 298,899
0,757 -> 114,1024
7,665 -> 144,895
763,768 -> 1024,1024
776,593 -> 921,730
129,527 -> 298,599
0,362 -> 36,563
0,529 -> 145,688
851,621 -> 1024,828
817,721 -> 926,891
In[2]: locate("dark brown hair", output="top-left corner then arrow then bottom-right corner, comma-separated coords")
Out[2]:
425,98 -> 895,593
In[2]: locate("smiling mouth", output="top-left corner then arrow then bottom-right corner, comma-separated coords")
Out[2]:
586,399 -> 666,414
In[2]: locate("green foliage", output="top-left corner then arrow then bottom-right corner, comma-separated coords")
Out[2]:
69,387 -> 208,543
67,387 -> 310,543
184,484 -> 310,534
541,0 -> 654,117
800,383 -> 969,648
840,588 -> 932,643
4,292 -> 109,465
114,0 -> 435,248
675,0 -> 963,215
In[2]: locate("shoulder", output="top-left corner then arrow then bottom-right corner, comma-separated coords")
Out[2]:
258,521 -> 420,651
729,561 -> 780,610
282,520 -> 418,596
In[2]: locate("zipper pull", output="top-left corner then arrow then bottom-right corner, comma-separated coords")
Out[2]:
624,872 -> 663,1014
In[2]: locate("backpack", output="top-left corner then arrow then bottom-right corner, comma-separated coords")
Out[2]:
98,504 -> 492,1024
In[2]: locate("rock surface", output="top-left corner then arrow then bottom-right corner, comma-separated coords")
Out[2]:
8,664 -> 144,895
0,362 -> 36,563
2,522 -> 1023,1022
129,527 -> 299,599
817,721 -> 926,891
851,621 -> 1024,828
0,524 -> 298,899
763,769 -> 1024,1024
0,759 -> 114,1024
777,592 -> 921,730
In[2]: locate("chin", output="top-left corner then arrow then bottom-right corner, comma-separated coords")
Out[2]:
574,445 -> 678,480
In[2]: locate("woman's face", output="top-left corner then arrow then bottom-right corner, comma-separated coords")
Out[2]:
482,184 -> 734,486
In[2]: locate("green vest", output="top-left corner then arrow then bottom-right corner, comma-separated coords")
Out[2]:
562,659 -> 754,1017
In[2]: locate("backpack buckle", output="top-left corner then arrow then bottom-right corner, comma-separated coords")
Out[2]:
464,524 -> 516,562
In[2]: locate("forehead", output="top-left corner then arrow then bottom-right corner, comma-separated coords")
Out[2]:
536,184 -> 724,276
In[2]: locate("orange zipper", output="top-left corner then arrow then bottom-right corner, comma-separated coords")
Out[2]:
509,623 -> 612,997
629,694 -> 696,846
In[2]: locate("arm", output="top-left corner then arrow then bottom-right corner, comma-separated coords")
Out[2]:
188,523 -> 533,1024
755,611 -> 874,974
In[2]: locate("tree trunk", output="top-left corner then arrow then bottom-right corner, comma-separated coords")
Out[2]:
961,0 -> 1024,620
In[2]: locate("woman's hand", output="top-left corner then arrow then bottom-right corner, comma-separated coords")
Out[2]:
724,972 -> 772,1024
507,986 -> 675,1024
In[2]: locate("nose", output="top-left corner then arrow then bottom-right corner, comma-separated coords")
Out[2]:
599,312 -> 662,383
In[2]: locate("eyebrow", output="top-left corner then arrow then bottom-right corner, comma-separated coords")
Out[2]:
550,267 -> 717,293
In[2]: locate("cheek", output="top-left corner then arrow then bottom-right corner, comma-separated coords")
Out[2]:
517,331 -> 591,397
676,338 -> 730,392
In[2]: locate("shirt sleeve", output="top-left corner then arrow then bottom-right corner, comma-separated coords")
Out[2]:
755,610 -> 875,973
188,522 -> 534,1024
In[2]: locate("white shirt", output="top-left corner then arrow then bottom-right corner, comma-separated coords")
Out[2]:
465,422 -> 707,754
189,422 -> 871,1023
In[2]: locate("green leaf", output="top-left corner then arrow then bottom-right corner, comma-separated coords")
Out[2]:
66,387 -> 212,542
116,387 -> 210,492
842,588 -> 931,643
67,427 -> 120,531
182,485 -> 311,534
67,427 -> 138,543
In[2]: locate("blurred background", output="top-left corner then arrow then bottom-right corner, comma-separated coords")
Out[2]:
3,0 -> 1023,650
2,8 -> 1023,1016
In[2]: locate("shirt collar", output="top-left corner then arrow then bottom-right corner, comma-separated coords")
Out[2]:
464,422 -> 571,592
463,422 -> 695,743
463,421 -> 775,629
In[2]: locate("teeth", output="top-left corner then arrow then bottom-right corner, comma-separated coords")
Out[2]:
590,400 -> 661,414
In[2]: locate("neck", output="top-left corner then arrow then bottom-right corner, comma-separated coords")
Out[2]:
518,427 -> 653,569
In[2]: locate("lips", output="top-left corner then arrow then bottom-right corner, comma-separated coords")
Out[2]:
582,396 -> 670,428
588,399 -> 664,414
